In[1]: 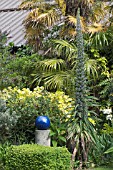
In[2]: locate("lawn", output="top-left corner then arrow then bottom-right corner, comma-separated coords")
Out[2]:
90,167 -> 113,170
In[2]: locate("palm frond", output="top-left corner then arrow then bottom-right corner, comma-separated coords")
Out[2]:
87,23 -> 104,34
84,0 -> 94,5
104,147 -> 113,154
53,39 -> 77,60
25,7 -> 60,27
36,59 -> 66,71
20,0 -> 44,9
85,59 -> 98,79
90,2 -> 107,23
87,29 -> 113,48
32,69 -> 74,92
43,70 -> 74,90
38,9 -> 60,27
67,15 -> 86,32
55,0 -> 66,15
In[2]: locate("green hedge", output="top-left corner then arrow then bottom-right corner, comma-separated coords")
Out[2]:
5,144 -> 71,170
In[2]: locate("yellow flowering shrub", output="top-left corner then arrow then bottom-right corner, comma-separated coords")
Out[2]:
0,86 -> 95,123
0,86 -> 74,118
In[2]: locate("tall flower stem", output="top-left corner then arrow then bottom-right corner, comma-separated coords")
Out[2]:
75,8 -> 87,120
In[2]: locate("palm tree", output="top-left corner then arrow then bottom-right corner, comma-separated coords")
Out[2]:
20,0 -> 63,50
20,0 -> 112,51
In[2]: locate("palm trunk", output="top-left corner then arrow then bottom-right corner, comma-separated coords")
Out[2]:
65,0 -> 79,16
65,0 -> 93,18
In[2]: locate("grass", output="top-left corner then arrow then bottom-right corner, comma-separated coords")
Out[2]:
94,167 -> 113,170
90,167 -> 113,170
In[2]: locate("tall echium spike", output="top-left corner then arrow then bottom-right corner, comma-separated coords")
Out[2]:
75,8 -> 87,119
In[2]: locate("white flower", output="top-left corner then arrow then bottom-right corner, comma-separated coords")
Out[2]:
106,114 -> 112,120
102,108 -> 112,115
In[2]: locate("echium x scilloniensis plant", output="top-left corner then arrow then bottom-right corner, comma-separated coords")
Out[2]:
67,9 -> 99,169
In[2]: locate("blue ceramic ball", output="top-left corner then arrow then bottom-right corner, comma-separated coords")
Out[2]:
35,116 -> 50,130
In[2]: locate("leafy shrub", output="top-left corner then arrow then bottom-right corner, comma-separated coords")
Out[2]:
0,33 -> 42,90
0,53 -> 42,90
0,98 -> 19,143
5,144 -> 71,170
88,134 -> 113,167
102,123 -> 113,134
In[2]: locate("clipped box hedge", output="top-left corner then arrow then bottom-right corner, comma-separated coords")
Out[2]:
5,144 -> 71,170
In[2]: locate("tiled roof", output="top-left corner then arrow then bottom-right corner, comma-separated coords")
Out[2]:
0,0 -> 29,46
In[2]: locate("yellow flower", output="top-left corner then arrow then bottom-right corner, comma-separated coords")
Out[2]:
88,118 -> 95,125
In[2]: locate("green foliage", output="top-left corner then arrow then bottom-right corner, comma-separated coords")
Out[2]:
105,147 -> 113,154
50,121 -> 66,147
87,30 -> 113,49
0,98 -> 19,143
0,31 -> 7,52
53,39 -> 77,60
33,39 -> 101,95
0,51 -> 42,89
98,78 -> 113,107
89,134 -> 113,167
0,142 -> 11,169
0,86 -> 73,145
13,45 -> 32,57
5,144 -> 71,170
0,32 -> 42,90
102,123 -> 113,134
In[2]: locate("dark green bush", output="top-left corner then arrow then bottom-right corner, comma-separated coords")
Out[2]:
5,144 -> 71,170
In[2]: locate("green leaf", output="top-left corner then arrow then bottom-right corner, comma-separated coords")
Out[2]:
49,132 -> 56,137
52,140 -> 57,147
104,147 -> 113,154
59,136 -> 66,142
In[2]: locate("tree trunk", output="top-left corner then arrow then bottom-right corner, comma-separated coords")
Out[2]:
65,0 -> 93,18
65,0 -> 79,16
